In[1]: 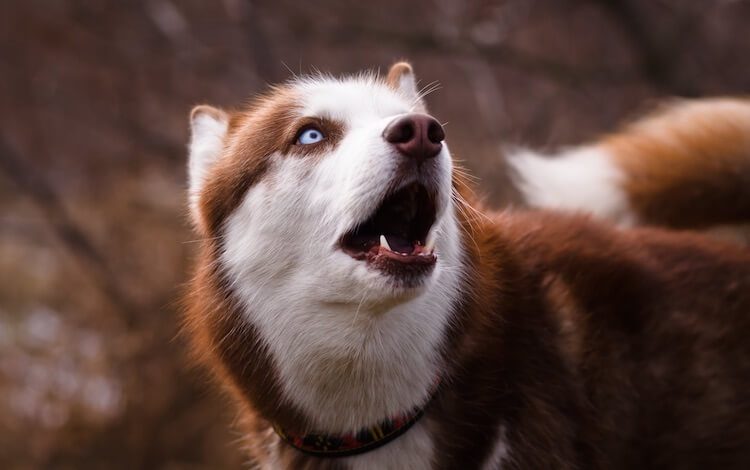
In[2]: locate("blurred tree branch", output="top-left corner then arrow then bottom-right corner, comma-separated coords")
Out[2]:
0,139 -> 140,327
596,0 -> 698,96
238,1 -> 281,83
305,22 -> 641,87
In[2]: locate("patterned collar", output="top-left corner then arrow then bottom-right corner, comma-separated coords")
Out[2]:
273,380 -> 441,458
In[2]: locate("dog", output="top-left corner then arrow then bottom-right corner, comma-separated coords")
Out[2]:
183,62 -> 750,469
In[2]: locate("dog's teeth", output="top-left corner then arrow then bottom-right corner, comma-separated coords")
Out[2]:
425,231 -> 436,253
380,235 -> 392,251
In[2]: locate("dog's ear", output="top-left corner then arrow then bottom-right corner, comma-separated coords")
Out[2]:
386,61 -> 426,112
188,104 -> 229,229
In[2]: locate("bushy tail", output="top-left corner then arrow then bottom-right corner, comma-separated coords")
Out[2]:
509,98 -> 750,237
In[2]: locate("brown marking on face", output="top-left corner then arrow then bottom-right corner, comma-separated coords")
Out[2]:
197,88 -> 298,235
603,98 -> 750,228
197,87 -> 346,236
286,116 -> 345,159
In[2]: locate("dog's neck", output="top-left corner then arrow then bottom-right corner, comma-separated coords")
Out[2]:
217,200 -> 467,435
231,274 -> 461,434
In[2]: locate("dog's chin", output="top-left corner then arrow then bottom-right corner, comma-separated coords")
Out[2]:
375,265 -> 434,296
352,269 -> 434,310
312,252 -> 435,309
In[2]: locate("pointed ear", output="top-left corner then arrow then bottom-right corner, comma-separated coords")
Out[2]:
188,105 -> 229,230
386,61 -> 426,112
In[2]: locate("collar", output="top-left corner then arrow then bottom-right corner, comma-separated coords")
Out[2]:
273,380 -> 441,458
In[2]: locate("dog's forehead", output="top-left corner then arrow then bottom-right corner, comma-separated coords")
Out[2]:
293,77 -> 412,124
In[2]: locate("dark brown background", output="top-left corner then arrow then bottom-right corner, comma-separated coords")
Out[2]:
2,0 -> 749,468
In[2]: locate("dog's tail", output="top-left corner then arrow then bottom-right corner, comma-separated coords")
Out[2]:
509,98 -> 750,235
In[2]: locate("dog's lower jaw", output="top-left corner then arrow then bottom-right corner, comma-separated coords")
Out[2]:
240,266 -> 461,434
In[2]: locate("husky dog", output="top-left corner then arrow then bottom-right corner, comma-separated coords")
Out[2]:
183,62 -> 750,469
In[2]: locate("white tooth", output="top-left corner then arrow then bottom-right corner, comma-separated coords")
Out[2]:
380,235 -> 392,251
425,231 -> 436,253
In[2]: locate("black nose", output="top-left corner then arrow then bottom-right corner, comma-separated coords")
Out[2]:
382,113 -> 445,164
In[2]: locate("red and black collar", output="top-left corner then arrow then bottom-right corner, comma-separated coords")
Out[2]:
273,380 -> 441,458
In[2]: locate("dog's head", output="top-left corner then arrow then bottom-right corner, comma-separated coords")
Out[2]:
188,62 -> 462,310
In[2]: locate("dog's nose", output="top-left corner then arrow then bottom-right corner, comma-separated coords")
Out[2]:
383,113 -> 445,163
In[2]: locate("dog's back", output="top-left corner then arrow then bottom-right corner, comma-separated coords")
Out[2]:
441,209 -> 750,467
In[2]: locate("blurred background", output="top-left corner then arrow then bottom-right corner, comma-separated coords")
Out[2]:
2,0 -> 750,468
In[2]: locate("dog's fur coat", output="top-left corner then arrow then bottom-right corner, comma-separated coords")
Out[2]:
183,63 -> 750,469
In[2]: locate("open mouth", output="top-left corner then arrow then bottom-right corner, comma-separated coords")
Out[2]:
340,182 -> 438,276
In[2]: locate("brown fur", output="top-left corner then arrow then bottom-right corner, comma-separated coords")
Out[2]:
184,69 -> 750,468
428,206 -> 750,468
604,98 -> 750,229
196,92 -> 294,236
195,87 -> 346,237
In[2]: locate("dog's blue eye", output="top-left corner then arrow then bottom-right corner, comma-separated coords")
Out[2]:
296,128 -> 325,145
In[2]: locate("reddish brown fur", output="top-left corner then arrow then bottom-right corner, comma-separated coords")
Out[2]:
195,88 -> 346,237
428,204 -> 750,468
196,90 -> 296,236
184,72 -> 750,468
604,98 -> 750,229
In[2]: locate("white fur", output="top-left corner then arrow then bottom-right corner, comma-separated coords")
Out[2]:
187,110 -> 228,225
481,424 -> 510,470
508,146 -> 636,226
218,76 -> 464,467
